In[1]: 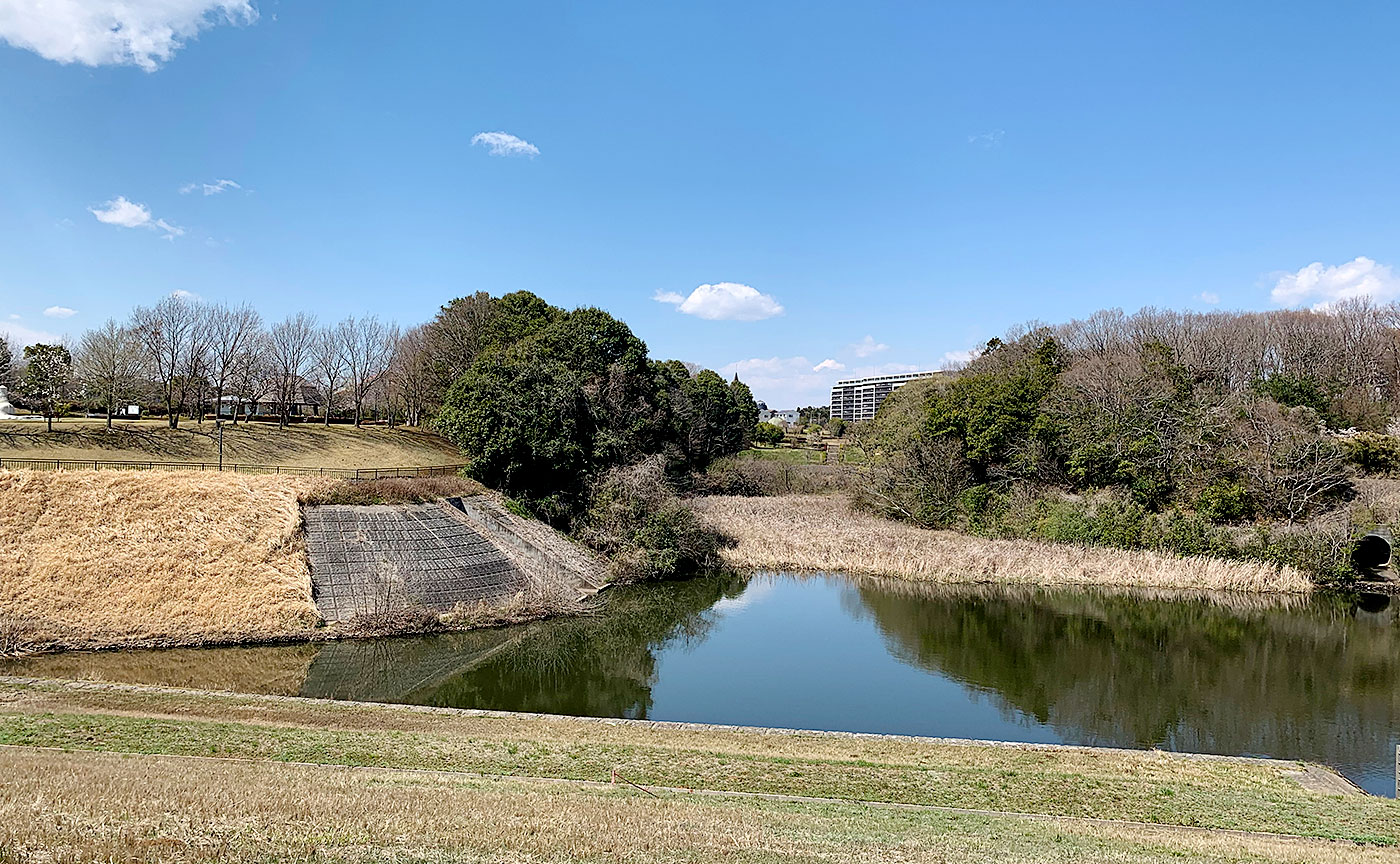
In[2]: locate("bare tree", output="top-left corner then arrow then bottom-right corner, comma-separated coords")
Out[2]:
311,325 -> 346,427
337,316 -> 396,426
269,313 -> 317,428
206,303 -> 264,423
227,332 -> 274,423
76,319 -> 144,429
131,294 -> 202,428
389,325 -> 434,427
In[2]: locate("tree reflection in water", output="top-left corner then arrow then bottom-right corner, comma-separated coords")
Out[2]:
847,580 -> 1400,775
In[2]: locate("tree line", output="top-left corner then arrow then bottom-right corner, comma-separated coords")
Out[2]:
856,299 -> 1400,580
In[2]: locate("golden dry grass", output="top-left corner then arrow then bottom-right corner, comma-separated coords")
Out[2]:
693,495 -> 1313,593
0,469 -> 335,652
3,748 -> 1393,864
0,418 -> 462,469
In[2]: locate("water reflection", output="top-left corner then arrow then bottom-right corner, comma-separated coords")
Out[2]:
4,573 -> 1397,794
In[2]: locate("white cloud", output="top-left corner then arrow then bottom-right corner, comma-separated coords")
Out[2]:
0,318 -> 60,347
967,129 -> 1005,149
43,306 -> 76,318
812,358 -> 845,373
1198,291 -> 1221,305
0,0 -> 257,71
1271,257 -> 1400,309
89,196 -> 184,239
471,131 -> 540,158
720,356 -> 828,407
940,350 -> 976,369
180,178 -> 240,195
849,335 -> 888,357
170,289 -> 201,301
654,282 -> 784,321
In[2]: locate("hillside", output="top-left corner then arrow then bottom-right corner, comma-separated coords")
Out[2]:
0,420 -> 461,469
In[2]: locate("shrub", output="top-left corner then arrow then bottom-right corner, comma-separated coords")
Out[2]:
753,422 -> 785,446
1196,481 -> 1253,524
576,456 -> 727,581
1344,433 -> 1400,476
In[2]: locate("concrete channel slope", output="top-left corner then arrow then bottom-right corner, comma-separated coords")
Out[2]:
304,495 -> 604,621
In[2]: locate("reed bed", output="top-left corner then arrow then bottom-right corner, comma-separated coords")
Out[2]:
0,469 -> 337,652
693,495 -> 1313,593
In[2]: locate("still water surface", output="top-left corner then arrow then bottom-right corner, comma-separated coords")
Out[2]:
7,572 -> 1399,795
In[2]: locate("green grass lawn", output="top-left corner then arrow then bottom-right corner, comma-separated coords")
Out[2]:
0,676 -> 1396,863
741,446 -> 828,464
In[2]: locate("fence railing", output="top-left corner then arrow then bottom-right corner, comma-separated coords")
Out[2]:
0,457 -> 467,479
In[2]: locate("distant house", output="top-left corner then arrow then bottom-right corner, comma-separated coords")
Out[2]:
218,377 -> 326,420
758,408 -> 800,425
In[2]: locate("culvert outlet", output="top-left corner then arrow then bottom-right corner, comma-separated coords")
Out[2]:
1351,532 -> 1392,574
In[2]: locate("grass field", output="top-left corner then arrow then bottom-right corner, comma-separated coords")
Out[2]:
0,469 -> 333,653
0,678 -> 1394,862
741,446 -> 827,464
693,495 -> 1314,593
0,419 -> 462,469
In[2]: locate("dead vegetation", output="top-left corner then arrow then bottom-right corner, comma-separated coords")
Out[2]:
0,469 -> 335,653
299,474 -> 487,504
692,494 -> 1315,593
0,419 -> 462,469
0,470 -> 590,655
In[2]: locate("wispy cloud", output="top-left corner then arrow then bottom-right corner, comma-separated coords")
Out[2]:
812,358 -> 845,373
720,356 -> 828,407
180,178 -> 241,195
1198,291 -> 1221,305
1270,257 -> 1400,309
43,306 -> 77,319
0,317 -> 61,347
940,349 -> 976,369
89,197 -> 184,239
0,0 -> 257,71
170,289 -> 202,301
654,283 -> 784,321
471,131 -> 540,158
967,129 -> 1005,149
849,335 -> 888,358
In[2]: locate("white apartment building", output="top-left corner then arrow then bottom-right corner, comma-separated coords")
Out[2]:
829,370 -> 942,422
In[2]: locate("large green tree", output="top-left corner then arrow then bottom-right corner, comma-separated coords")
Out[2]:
21,343 -> 76,432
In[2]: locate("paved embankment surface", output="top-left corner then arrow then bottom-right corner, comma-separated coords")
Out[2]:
304,504 -> 525,619
0,676 -> 1396,859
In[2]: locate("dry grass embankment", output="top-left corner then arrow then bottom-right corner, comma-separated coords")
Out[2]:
0,469 -> 335,653
693,495 -> 1314,593
0,419 -> 461,469
0,677 -> 1395,861
0,471 -> 585,654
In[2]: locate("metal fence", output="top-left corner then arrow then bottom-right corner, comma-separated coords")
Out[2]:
0,457 -> 467,479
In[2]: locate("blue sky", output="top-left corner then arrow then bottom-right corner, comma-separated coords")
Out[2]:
3,2 -> 1400,407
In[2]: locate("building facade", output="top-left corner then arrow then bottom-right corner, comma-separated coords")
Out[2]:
829,370 -> 942,422
758,408 -> 800,425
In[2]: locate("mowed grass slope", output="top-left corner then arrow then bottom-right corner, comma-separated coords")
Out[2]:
0,419 -> 462,469
0,678 -> 1396,862
0,470 -> 334,651
693,495 -> 1314,593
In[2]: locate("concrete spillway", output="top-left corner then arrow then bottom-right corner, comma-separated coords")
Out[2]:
303,496 -> 603,622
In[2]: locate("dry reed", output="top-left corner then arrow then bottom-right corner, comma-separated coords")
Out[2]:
0,469 -> 336,652
692,495 -> 1314,593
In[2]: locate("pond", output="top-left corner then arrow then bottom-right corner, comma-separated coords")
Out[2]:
6,572 -> 1399,796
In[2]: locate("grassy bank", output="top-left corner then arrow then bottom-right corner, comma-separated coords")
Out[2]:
0,469 -> 333,653
0,677 -> 1395,862
693,495 -> 1314,593
0,470 -> 579,654
0,419 -> 461,468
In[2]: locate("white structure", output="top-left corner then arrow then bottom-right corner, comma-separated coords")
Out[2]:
829,371 -> 943,423
0,386 -> 18,418
758,408 -> 800,425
